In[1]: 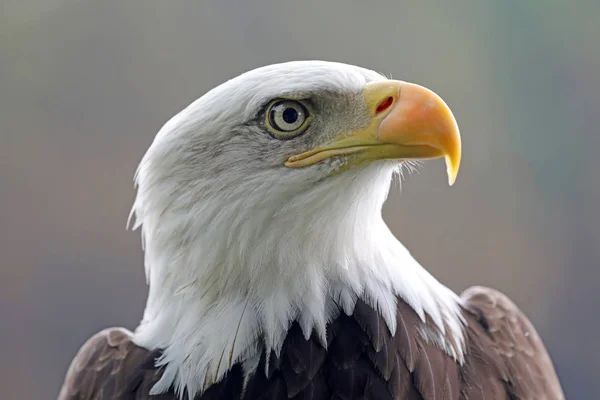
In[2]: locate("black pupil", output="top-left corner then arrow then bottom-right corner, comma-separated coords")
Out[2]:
282,107 -> 299,124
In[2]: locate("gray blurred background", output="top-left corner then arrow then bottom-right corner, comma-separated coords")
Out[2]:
1,1 -> 598,399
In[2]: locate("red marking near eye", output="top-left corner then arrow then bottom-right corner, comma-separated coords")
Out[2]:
376,96 -> 394,114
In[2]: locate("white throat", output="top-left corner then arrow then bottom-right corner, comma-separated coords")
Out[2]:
130,163 -> 465,399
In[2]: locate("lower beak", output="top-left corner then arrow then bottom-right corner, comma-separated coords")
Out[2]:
285,80 -> 462,185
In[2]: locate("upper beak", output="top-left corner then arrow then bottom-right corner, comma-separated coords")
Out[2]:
285,80 -> 462,185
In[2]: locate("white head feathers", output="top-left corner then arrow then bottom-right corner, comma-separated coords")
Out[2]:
129,61 -> 465,399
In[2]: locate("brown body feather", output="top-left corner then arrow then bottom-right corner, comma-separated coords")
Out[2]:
58,286 -> 564,400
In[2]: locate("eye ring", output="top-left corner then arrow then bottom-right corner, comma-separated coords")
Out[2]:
265,99 -> 313,139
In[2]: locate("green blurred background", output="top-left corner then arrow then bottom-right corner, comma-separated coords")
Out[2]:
1,1 -> 598,399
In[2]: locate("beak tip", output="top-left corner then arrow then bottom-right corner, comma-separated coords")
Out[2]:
445,155 -> 460,186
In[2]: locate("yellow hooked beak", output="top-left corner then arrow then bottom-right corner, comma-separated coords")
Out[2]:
284,80 -> 462,185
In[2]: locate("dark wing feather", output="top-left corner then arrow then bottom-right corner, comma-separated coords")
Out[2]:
57,327 -> 173,400
280,324 -> 327,397
460,286 -> 565,400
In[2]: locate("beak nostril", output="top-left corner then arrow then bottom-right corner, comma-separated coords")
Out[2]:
376,96 -> 394,114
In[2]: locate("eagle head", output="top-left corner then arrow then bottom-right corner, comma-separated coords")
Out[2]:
129,61 -> 463,398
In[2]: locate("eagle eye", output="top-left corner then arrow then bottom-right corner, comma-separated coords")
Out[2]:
265,99 -> 313,139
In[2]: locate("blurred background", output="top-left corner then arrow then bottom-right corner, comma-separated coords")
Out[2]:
1,1 -> 598,398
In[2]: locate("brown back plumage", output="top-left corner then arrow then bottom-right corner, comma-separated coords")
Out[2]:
459,286 -> 564,399
58,286 -> 564,400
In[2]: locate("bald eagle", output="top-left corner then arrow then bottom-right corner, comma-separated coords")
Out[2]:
58,61 -> 564,400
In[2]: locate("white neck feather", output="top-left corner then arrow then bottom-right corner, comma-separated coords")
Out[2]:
130,163 -> 465,399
